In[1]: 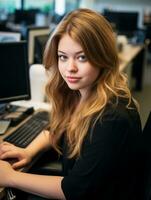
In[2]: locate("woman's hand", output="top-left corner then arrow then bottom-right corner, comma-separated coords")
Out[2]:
0,160 -> 16,187
0,142 -> 32,169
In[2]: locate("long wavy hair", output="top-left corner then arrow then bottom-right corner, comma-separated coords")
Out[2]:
43,8 -> 136,158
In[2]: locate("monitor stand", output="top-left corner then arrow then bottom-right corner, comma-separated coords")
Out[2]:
0,103 -> 19,114
0,103 -> 9,114
0,103 -> 34,127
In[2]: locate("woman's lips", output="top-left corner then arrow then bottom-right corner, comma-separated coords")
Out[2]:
66,76 -> 81,83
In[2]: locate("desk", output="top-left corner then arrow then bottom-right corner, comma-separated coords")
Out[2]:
10,100 -> 51,111
118,43 -> 146,90
119,44 -> 143,71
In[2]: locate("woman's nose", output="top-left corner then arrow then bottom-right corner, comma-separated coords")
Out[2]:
67,59 -> 78,72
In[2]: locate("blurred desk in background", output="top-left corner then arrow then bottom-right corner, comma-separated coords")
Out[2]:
119,44 -> 143,71
119,43 -> 146,90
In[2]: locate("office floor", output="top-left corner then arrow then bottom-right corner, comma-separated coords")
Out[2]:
132,53 -> 151,128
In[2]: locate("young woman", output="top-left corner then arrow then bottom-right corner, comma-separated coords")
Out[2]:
0,8 -> 142,200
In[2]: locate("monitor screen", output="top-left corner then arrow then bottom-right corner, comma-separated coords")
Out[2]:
27,26 -> 50,65
34,34 -> 49,63
0,41 -> 31,103
103,10 -> 138,36
0,31 -> 21,42
14,9 -> 39,25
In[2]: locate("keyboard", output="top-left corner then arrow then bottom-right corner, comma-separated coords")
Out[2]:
3,110 -> 50,148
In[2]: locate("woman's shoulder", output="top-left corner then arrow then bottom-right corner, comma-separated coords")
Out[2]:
85,97 -> 142,150
89,97 -> 142,139
101,97 -> 139,121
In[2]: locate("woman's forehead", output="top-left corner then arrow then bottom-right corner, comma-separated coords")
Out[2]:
58,34 -> 83,54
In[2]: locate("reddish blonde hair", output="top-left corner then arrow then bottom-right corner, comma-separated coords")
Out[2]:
43,8 -> 135,158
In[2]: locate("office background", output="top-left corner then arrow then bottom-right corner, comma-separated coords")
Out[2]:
0,0 -> 151,128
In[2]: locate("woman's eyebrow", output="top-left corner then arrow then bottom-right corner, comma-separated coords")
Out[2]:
58,50 -> 84,55
58,50 -> 66,54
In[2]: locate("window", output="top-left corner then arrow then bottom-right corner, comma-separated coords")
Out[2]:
0,0 -> 20,14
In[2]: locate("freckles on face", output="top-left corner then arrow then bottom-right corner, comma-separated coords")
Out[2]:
57,34 -> 100,94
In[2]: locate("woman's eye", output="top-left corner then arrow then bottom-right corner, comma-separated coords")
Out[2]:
78,55 -> 87,62
58,55 -> 67,61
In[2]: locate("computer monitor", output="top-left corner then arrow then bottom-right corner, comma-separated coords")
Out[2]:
0,41 -> 31,103
0,31 -> 21,42
27,26 -> 50,65
14,9 -> 39,25
103,10 -> 139,36
34,34 -> 49,63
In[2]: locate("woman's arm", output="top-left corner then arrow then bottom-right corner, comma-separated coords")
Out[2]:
0,130 -> 52,168
0,160 -> 65,199
25,129 -> 52,158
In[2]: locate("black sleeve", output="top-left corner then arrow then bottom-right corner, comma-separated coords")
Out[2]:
61,109 -> 134,200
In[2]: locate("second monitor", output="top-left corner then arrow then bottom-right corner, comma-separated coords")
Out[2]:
103,10 -> 139,37
34,34 -> 49,64
27,26 -> 50,65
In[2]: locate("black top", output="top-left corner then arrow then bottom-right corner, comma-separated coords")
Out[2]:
61,99 -> 142,200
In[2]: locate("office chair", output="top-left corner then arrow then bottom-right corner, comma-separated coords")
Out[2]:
133,111 -> 151,200
141,112 -> 151,200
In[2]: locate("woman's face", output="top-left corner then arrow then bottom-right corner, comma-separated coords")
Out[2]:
58,34 -> 100,98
